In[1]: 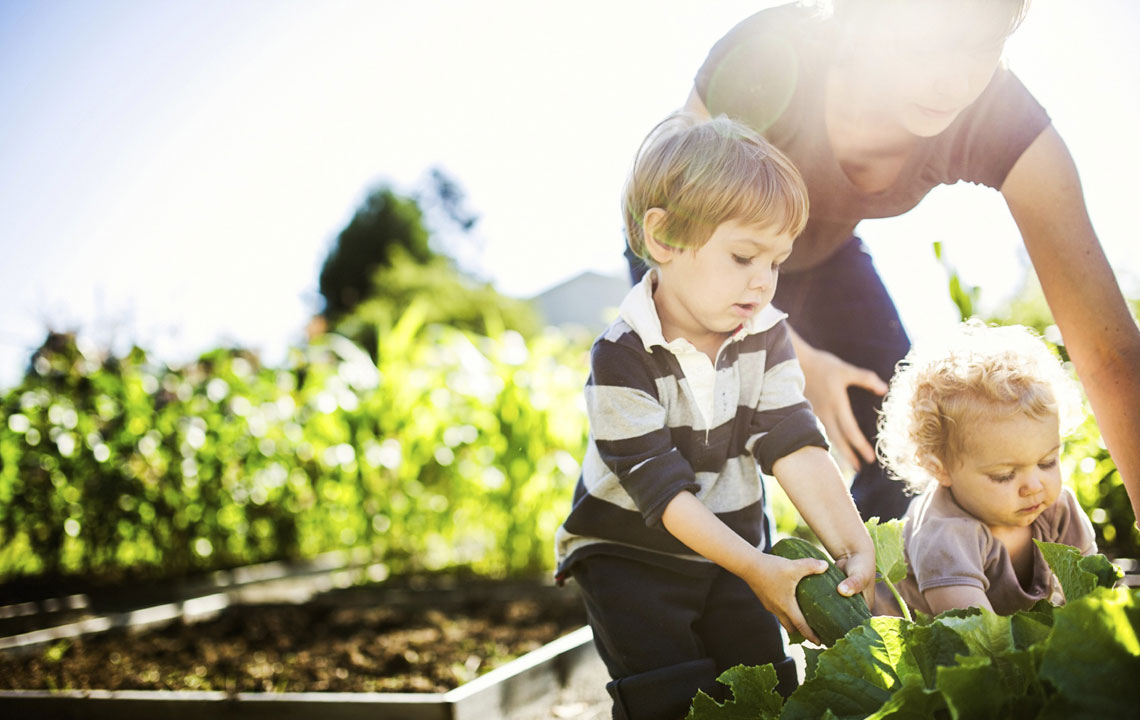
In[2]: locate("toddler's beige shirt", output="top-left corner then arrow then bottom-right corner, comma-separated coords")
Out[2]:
895,485 -> 1096,616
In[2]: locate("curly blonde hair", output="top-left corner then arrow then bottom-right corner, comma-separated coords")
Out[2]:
876,321 -> 1084,494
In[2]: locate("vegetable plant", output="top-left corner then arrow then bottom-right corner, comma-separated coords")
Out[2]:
688,522 -> 1136,719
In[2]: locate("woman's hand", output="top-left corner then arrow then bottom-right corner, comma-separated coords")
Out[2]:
796,343 -> 888,472
739,552 -> 830,645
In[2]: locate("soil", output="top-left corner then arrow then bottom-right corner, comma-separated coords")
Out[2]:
0,578 -> 589,694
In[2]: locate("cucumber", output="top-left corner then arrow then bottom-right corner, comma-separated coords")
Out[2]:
771,536 -> 871,646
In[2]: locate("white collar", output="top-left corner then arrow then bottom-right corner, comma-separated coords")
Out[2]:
617,269 -> 786,354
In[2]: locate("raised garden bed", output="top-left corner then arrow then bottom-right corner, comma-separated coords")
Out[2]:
0,568 -> 608,719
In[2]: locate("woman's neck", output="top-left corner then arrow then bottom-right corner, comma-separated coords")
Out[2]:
824,66 -> 918,192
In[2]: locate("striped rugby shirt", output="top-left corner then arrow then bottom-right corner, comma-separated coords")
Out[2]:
555,272 -> 828,579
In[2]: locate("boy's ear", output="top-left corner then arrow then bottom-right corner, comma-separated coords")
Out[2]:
642,208 -> 676,265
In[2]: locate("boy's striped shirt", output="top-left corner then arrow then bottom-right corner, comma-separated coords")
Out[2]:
555,274 -> 828,578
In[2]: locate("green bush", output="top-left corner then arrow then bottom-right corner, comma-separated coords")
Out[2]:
0,317 -> 590,583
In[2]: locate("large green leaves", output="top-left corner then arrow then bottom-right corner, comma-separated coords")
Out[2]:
780,617 -> 966,720
1036,586 -> 1140,718
688,533 -> 1137,720
1034,539 -> 1123,602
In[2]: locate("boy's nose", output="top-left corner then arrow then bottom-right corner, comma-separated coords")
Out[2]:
750,266 -> 774,290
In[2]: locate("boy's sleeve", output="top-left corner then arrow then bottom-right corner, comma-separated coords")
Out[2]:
746,321 -> 829,475
586,340 -> 700,527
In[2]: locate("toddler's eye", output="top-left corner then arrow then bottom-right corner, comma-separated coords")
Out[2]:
771,261 -> 781,272
732,254 -> 752,266
1039,458 -> 1058,470
989,471 -> 1016,483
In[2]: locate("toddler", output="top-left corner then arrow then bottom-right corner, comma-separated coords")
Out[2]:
554,113 -> 875,719
877,321 -> 1097,616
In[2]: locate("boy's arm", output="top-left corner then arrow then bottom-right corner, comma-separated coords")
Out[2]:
773,445 -> 877,606
661,490 -> 830,644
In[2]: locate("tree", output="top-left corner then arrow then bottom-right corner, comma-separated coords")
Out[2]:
317,187 -> 432,320
316,171 -> 539,361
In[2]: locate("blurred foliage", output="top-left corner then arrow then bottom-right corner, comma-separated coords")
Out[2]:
935,247 -> 1140,558
933,241 -> 980,322
0,168 -> 578,586
318,172 -> 539,361
332,249 -> 541,362
0,317 -> 590,583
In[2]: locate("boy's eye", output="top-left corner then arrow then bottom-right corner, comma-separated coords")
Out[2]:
771,261 -> 781,272
989,471 -> 1016,483
732,254 -> 752,266
1039,458 -> 1058,470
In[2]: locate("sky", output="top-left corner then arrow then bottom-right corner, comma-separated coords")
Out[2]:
1,0 -> 1138,389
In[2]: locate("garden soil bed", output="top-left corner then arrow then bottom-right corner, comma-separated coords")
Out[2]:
0,576 -> 590,695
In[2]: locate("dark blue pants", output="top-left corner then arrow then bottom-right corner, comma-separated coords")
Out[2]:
572,555 -> 798,720
625,235 -> 912,521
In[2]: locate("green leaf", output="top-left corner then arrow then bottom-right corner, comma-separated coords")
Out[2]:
865,517 -> 907,585
1034,540 -> 1122,603
937,651 -> 1044,720
934,608 -> 1015,658
866,517 -> 912,621
1036,586 -> 1140,716
865,676 -> 947,719
803,646 -> 824,682
1078,551 -> 1124,589
780,617 -> 967,720
686,664 -> 784,720
1009,610 -> 1053,650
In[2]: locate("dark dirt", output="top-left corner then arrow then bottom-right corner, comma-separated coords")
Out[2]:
0,579 -> 588,694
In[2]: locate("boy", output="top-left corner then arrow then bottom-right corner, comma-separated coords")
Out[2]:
876,321 -> 1097,616
555,113 -> 875,720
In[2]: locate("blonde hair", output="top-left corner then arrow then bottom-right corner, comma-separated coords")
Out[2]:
876,321 -> 1084,494
623,113 -> 809,263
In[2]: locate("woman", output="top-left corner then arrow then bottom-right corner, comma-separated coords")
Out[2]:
627,0 -> 1140,524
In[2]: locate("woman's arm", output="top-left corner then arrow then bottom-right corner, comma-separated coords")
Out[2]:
923,585 -> 994,615
1002,126 -> 1140,527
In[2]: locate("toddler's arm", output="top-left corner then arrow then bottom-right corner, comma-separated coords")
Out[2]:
923,585 -> 993,615
661,491 -> 831,644
773,445 -> 877,606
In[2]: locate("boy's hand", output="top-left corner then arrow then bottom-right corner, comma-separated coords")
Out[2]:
834,549 -> 877,610
740,552 -> 829,645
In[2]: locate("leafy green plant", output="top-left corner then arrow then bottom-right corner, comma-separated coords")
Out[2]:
866,517 -> 911,621
0,319 -> 589,583
686,529 -> 1134,720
